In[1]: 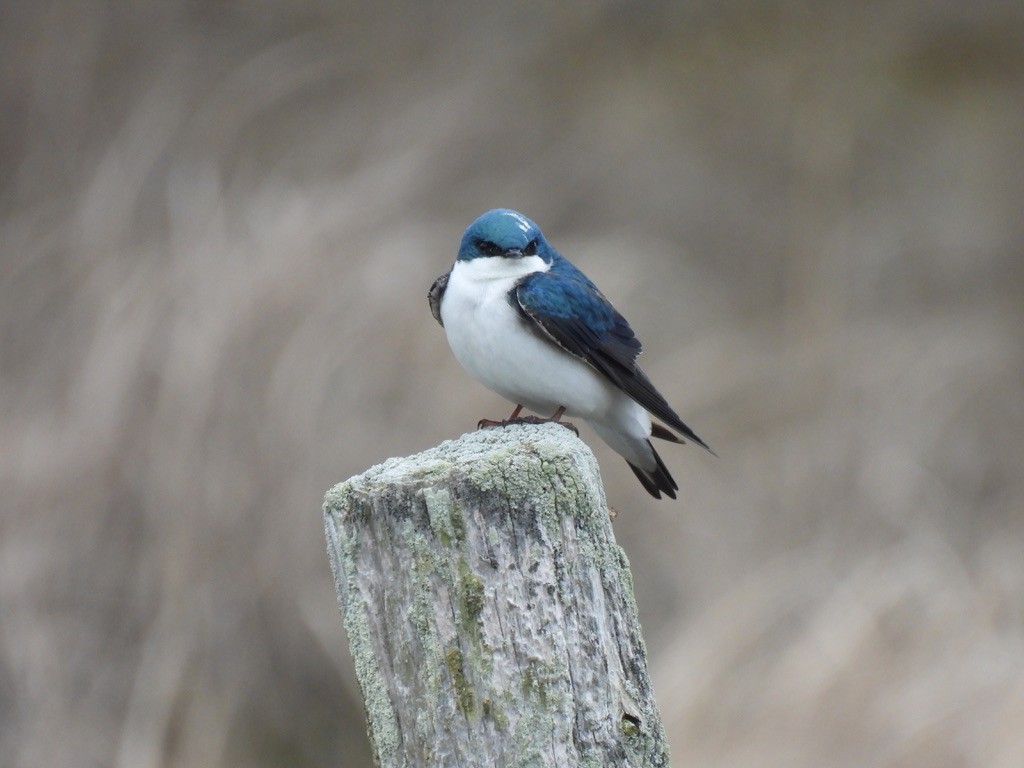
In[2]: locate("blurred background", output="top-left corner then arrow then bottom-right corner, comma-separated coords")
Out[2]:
2,1 -> 1023,766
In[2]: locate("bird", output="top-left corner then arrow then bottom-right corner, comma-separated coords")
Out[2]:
429,208 -> 712,499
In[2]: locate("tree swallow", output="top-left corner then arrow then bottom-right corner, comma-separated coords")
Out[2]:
429,209 -> 712,499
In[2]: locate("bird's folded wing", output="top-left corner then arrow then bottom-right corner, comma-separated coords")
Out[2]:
428,271 -> 450,326
514,271 -> 710,450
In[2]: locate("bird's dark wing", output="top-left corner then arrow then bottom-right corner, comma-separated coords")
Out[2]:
514,269 -> 712,452
428,271 -> 449,327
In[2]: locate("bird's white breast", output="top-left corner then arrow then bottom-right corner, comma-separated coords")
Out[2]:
440,255 -> 619,419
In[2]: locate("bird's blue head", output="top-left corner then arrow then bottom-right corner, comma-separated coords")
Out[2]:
457,209 -> 553,264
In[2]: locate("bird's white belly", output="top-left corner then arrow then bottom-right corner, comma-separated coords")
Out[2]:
440,261 -> 615,419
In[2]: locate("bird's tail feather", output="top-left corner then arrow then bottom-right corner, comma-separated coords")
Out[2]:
651,420 -> 717,457
650,422 -> 683,443
627,441 -> 679,499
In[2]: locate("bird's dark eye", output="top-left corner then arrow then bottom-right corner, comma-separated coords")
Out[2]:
475,239 -> 503,256
523,239 -> 538,256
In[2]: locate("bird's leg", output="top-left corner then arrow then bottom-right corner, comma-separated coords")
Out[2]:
546,406 -> 579,436
477,404 -> 524,430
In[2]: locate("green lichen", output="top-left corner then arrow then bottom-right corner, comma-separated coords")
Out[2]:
579,752 -> 606,768
464,427 -> 609,552
509,658 -> 566,767
449,501 -> 467,544
485,524 -> 501,551
416,488 -> 495,724
445,647 -> 475,717
519,665 -> 544,706
424,487 -> 456,547
518,657 -> 566,710
457,557 -> 485,630
403,527 -> 442,697
480,697 -> 508,730
322,487 -> 346,513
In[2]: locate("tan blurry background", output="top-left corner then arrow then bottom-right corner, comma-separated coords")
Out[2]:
3,2 -> 1024,766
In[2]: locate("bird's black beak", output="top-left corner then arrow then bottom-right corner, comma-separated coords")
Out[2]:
505,248 -> 524,259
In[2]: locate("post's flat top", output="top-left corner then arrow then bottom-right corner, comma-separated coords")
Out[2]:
325,422 -> 603,511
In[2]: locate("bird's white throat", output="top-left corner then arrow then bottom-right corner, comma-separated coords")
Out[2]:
450,254 -> 550,285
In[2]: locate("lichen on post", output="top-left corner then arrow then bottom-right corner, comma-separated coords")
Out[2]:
323,423 -> 670,768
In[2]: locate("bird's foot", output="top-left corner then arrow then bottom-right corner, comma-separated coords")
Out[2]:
477,404 -> 525,430
476,410 -> 579,436
476,417 -> 508,430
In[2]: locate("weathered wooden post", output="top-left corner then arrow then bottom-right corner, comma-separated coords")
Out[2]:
323,422 -> 669,767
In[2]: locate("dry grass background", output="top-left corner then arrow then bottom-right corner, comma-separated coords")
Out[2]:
2,2 -> 1023,766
